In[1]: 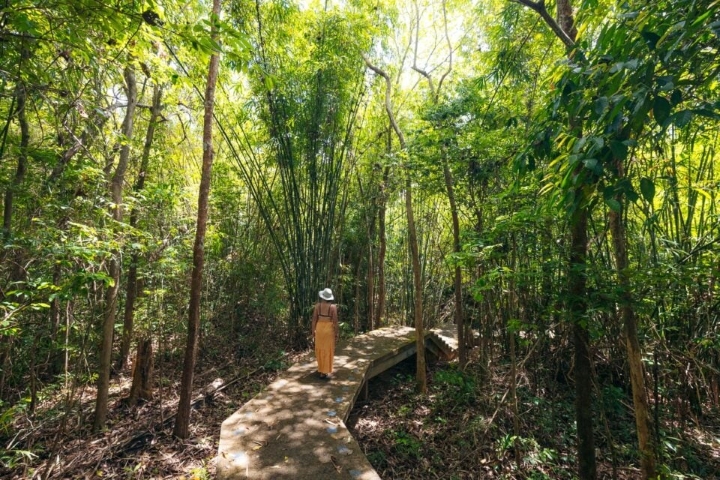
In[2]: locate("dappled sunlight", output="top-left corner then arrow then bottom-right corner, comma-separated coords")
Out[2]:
217,325 -> 457,478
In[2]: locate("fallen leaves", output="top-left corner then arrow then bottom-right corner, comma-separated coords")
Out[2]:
330,455 -> 342,472
251,440 -> 267,450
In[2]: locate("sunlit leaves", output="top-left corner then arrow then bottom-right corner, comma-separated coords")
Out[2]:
534,0 -> 720,223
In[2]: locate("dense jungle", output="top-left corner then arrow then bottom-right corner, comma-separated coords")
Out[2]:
0,0 -> 719,478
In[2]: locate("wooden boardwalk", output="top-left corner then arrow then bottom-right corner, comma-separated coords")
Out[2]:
216,325 -> 459,479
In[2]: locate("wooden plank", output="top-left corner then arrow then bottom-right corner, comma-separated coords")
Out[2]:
366,341 -> 417,379
217,325 -> 459,480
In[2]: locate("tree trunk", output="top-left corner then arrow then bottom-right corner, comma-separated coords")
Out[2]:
609,204 -> 656,478
2,69 -> 29,242
127,338 -> 154,406
443,158 -> 465,367
0,337 -> 13,400
30,334 -> 38,414
117,84 -> 164,372
509,235 -> 521,468
93,65 -> 138,431
408,9 -> 454,376
514,1 -> 597,476
570,207 -> 597,480
367,216 -> 376,331
509,326 -> 521,468
174,0 -> 221,439
561,1 -> 597,475
118,264 -> 139,370
362,54 -> 427,394
354,260 -> 361,334
406,175 -> 427,393
49,264 -> 64,376
375,166 -> 389,327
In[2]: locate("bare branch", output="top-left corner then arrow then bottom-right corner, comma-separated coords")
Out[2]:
411,0 -> 436,98
436,0 -> 453,99
362,54 -> 406,149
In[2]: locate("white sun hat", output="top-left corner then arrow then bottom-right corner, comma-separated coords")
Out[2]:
318,288 -> 334,301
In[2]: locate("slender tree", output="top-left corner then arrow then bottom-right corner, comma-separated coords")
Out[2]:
174,0 -> 222,439
375,159 -> 390,327
514,0 -> 596,477
94,65 -> 138,431
608,168 -> 656,476
410,0 -> 465,366
2,81 -> 29,242
363,54 -> 427,394
117,84 -> 164,372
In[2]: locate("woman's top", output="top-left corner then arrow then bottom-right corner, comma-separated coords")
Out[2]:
312,301 -> 339,338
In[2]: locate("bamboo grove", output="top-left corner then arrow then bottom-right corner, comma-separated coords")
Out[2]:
0,0 -> 718,478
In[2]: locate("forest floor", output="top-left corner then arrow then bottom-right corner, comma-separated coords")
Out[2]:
2,340 -> 719,479
0,344 -> 299,480
348,355 -> 720,479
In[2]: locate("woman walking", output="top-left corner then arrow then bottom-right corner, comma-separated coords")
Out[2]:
312,288 -> 339,380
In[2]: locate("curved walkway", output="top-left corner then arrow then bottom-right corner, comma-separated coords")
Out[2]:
216,325 -> 458,479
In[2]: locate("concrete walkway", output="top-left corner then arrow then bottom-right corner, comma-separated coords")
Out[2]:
216,325 -> 458,479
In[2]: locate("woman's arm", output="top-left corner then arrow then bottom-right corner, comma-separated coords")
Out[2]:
331,305 -> 339,341
311,303 -> 318,335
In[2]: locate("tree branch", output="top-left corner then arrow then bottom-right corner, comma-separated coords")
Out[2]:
411,0 -> 436,98
362,54 -> 407,149
512,0 -> 575,49
436,0 -> 453,99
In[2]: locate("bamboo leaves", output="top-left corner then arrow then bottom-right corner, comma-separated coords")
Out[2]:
640,177 -> 655,203
221,2 -> 371,343
653,96 -> 672,125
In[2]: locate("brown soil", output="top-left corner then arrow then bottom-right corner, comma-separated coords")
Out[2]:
3,344 -> 719,479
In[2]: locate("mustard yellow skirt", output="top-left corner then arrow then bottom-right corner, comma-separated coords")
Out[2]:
315,322 -> 335,374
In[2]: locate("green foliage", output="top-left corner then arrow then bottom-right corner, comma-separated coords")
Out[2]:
263,352 -> 288,372
188,465 -> 211,480
434,367 -> 468,387
600,384 -> 626,417
389,429 -> 422,459
536,0 -> 720,215
218,1 -> 376,343
0,400 -> 38,469
0,448 -> 37,470
0,401 -> 17,437
0,0 -> 718,477
366,450 -> 387,467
